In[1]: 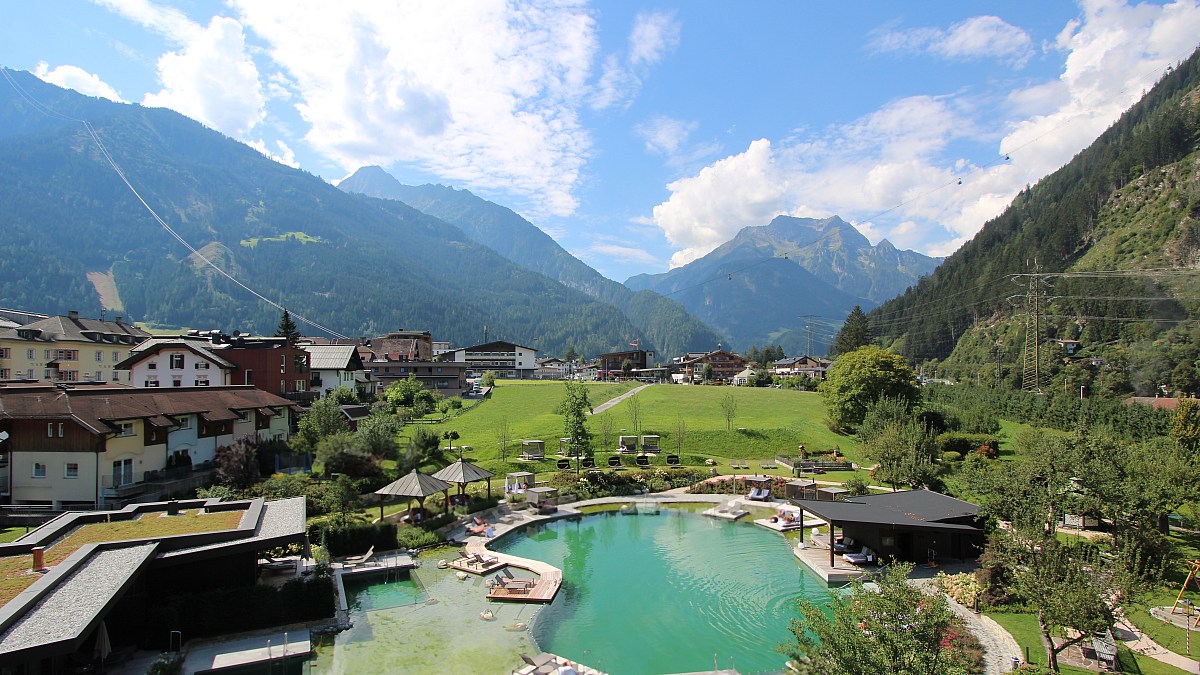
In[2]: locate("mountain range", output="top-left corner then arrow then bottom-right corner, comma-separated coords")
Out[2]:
626,216 -> 939,354
0,69 -> 665,357
337,167 -> 724,357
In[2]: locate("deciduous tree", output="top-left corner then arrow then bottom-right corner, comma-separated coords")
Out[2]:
558,381 -> 593,458
719,392 -> 737,431
818,346 -> 918,431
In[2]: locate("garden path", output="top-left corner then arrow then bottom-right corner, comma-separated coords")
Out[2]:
588,383 -> 653,415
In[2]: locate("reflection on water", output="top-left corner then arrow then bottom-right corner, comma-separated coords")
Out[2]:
491,507 -> 830,675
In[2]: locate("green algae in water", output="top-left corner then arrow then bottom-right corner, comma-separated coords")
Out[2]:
491,508 -> 830,675
341,570 -> 425,612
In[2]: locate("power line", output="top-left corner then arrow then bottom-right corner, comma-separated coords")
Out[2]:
0,67 -> 350,340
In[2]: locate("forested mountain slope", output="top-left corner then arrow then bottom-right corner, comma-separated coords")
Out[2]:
0,69 -> 651,356
873,48 -> 1200,362
870,47 -> 1200,387
338,167 -> 726,357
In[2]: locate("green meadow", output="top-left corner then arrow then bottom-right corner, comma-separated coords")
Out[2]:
428,381 -> 862,477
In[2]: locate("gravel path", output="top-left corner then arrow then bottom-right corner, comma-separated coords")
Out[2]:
589,383 -> 653,415
912,577 -> 1022,674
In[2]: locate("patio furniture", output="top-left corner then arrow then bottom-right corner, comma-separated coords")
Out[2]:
761,460 -> 775,470
556,458 -> 571,470
608,455 -> 622,468
342,545 -> 374,567
520,653 -> 559,675
635,455 -> 650,467
666,455 -> 680,467
502,567 -> 537,588
842,546 -> 876,565
581,457 -> 596,469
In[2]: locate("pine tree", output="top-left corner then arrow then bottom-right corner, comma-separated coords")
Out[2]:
274,309 -> 300,347
829,306 -> 872,357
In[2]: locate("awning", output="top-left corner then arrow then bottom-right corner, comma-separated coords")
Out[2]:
256,407 -> 278,417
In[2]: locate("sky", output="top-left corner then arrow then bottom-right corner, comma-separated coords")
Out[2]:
3,1 -> 1200,284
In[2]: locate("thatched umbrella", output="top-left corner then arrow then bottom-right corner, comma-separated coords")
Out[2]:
374,469 -> 453,521
432,458 -> 496,502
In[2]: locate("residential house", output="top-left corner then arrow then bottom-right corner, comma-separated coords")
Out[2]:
0,311 -> 149,384
375,330 -> 434,361
731,367 -> 756,386
364,351 -> 469,397
304,344 -> 372,397
597,349 -> 655,380
116,333 -> 313,402
773,355 -> 830,380
449,340 -> 538,379
0,383 -> 293,509
114,337 -> 235,388
673,349 -> 747,383
535,357 -> 570,380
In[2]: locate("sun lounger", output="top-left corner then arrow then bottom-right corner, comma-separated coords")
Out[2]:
258,556 -> 295,573
582,457 -> 596,469
739,460 -> 751,470
635,455 -> 650,467
842,546 -> 876,565
520,653 -> 559,675
608,455 -> 622,468
666,454 -> 680,466
833,536 -> 856,553
556,458 -> 571,470
342,545 -> 374,567
502,567 -> 537,587
761,460 -> 774,469
747,487 -> 771,501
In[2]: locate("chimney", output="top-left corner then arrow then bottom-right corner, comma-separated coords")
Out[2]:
32,547 -> 46,572
114,316 -> 123,324
67,311 -> 79,320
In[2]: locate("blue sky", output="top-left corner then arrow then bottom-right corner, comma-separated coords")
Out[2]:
4,1 -> 1200,283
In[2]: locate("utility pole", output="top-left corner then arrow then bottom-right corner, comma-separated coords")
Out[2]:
1020,265 -> 1051,394
799,315 -> 819,357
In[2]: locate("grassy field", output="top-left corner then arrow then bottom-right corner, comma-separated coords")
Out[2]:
987,611 -> 1188,674
426,381 -> 863,478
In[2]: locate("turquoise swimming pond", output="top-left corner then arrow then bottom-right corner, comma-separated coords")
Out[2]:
490,507 -> 830,675
340,569 -> 425,612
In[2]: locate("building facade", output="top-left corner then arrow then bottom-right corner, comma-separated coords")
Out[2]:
449,341 -> 538,379
0,384 -> 293,508
0,312 -> 149,384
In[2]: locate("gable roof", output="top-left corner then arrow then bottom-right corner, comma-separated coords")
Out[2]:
458,340 -> 537,353
114,337 -> 236,370
305,344 -> 364,371
0,385 -> 293,434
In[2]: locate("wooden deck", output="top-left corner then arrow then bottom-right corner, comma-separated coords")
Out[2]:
466,541 -> 562,603
446,555 -> 507,576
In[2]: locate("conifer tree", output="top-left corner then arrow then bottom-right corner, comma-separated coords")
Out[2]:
274,309 -> 300,347
829,306 -> 872,357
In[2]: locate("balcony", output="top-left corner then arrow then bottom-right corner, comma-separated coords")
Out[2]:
102,464 -> 215,500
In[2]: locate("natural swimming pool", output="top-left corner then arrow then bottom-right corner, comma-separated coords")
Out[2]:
489,506 -> 830,674
309,504 -> 830,674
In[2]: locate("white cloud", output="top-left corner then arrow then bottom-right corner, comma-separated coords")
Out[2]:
247,138 -> 298,168
652,0 -> 1200,264
91,0 -> 201,43
33,63 -> 125,102
635,115 -> 697,156
629,10 -> 681,68
234,1 -> 598,218
874,15 -> 1034,66
653,139 -> 788,268
591,10 -> 681,110
587,243 -> 662,266
142,16 -> 266,136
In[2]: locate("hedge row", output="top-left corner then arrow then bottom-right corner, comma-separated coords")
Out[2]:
308,521 -> 398,557
935,432 -> 999,458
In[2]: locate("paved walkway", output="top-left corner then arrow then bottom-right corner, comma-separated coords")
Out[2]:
589,383 -> 653,415
1114,612 -> 1200,673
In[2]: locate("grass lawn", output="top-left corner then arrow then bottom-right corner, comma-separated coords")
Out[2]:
430,382 -> 862,478
988,610 -> 1191,674
0,528 -> 28,544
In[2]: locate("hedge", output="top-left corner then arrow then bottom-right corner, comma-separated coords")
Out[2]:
308,521 -> 397,557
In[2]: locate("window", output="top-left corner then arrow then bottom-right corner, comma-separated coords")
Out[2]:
61,371 -> 79,382
112,351 -> 119,362
236,410 -> 249,421
194,362 -> 210,369
58,423 -> 64,437
52,349 -> 79,361
47,423 -> 54,437
26,349 -> 34,360
32,463 -> 46,479
0,369 -> 9,379
64,463 -> 79,479
295,380 -> 306,391
148,361 -> 157,370
43,349 -> 51,360
111,371 -> 119,382
116,422 -> 134,437
176,415 -> 191,430
172,378 -> 182,387
0,347 -> 8,358
170,354 -> 185,369
145,380 -> 159,387
112,458 -> 134,487
245,369 -> 253,385
95,351 -> 104,362
195,378 -> 209,386
94,371 -> 102,381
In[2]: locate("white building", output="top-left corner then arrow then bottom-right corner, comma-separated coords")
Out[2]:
449,340 -> 538,379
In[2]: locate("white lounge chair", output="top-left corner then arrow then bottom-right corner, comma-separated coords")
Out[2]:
842,546 -> 876,565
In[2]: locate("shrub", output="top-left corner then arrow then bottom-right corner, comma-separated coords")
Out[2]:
147,653 -> 184,675
936,432 -> 999,458
933,571 -> 982,606
940,451 -> 964,463
396,527 -> 441,550
843,475 -> 871,496
307,521 -> 397,557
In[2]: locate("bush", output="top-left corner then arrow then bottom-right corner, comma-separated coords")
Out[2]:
307,521 -> 397,557
396,527 -> 441,550
936,432 -> 999,458
940,451 -> 964,463
933,571 -> 982,606
843,475 -> 871,496
147,653 -> 184,675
